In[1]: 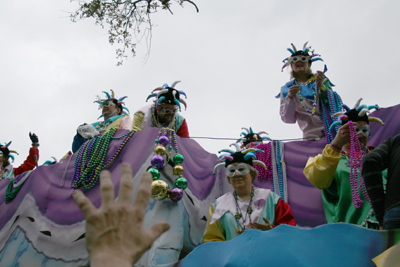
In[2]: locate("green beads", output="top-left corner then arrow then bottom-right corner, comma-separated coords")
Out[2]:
173,154 -> 184,164
174,177 -> 187,190
148,168 -> 160,180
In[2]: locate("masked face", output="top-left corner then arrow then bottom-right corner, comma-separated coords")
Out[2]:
225,163 -> 251,178
156,103 -> 178,124
355,124 -> 370,137
102,100 -> 120,119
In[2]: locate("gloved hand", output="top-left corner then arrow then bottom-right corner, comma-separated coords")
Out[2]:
77,124 -> 100,139
29,132 -> 39,144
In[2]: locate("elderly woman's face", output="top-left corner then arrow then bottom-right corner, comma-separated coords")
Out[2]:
227,163 -> 253,190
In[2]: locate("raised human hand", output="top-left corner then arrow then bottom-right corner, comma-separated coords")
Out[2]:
29,132 -> 39,144
249,217 -> 273,231
316,71 -> 325,89
331,122 -> 357,150
73,163 -> 170,267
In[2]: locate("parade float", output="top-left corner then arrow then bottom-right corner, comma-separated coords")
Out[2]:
1,104 -> 400,267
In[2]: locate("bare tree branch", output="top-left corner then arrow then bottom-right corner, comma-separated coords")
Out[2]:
70,0 -> 198,65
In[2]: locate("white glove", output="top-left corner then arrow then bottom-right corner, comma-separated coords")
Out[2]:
77,124 -> 100,139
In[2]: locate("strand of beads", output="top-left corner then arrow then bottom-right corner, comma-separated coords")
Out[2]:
254,143 -> 273,181
148,128 -> 187,202
233,186 -> 254,234
275,141 -> 285,201
348,122 -> 371,208
103,131 -> 135,169
324,89 -> 343,144
71,129 -> 135,189
297,79 -> 318,116
321,102 -> 333,144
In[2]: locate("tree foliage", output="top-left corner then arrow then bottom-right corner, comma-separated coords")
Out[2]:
70,0 -> 199,65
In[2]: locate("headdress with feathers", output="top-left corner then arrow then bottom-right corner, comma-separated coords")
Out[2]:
146,81 -> 187,111
94,89 -> 130,119
213,143 -> 267,175
0,142 -> 19,163
329,98 -> 384,132
236,127 -> 272,147
281,42 -> 324,72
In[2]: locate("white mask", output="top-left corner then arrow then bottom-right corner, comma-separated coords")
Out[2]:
355,125 -> 370,137
226,163 -> 251,178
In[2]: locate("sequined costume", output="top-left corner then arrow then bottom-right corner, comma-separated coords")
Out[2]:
203,188 -> 295,242
0,147 -> 39,179
304,144 -> 386,228
132,104 -> 189,138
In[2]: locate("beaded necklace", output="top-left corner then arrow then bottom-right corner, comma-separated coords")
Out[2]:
253,143 -> 273,181
71,129 -> 135,189
322,89 -> 343,144
148,128 -> 187,202
233,186 -> 255,234
95,120 -> 111,131
295,77 -> 317,116
0,167 -> 6,179
347,122 -> 371,208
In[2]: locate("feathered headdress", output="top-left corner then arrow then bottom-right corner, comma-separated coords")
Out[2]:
146,81 -> 187,111
43,157 -> 57,166
236,127 -> 272,147
213,143 -> 267,174
329,98 -> 384,132
281,42 -> 324,72
0,142 -> 19,163
94,89 -> 130,119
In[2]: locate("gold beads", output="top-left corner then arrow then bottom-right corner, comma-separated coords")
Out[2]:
155,145 -> 166,155
173,165 -> 184,176
151,180 -> 169,201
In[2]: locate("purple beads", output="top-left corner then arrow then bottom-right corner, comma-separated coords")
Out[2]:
158,135 -> 169,146
151,155 -> 165,169
169,188 -> 183,202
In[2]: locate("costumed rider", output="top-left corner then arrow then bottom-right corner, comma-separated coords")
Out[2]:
304,98 -> 385,229
203,144 -> 296,243
72,90 -> 132,153
277,42 -> 342,142
0,133 -> 39,179
362,133 -> 400,230
237,127 -> 272,149
131,81 -> 189,137
237,127 -> 273,179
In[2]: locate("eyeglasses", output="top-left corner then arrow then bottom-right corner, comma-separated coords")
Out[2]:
290,56 -> 309,63
102,102 -> 116,108
158,108 -> 179,115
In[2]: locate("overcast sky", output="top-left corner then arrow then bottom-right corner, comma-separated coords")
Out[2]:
1,0 -> 399,167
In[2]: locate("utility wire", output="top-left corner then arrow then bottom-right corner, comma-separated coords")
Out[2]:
189,136 -> 321,142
